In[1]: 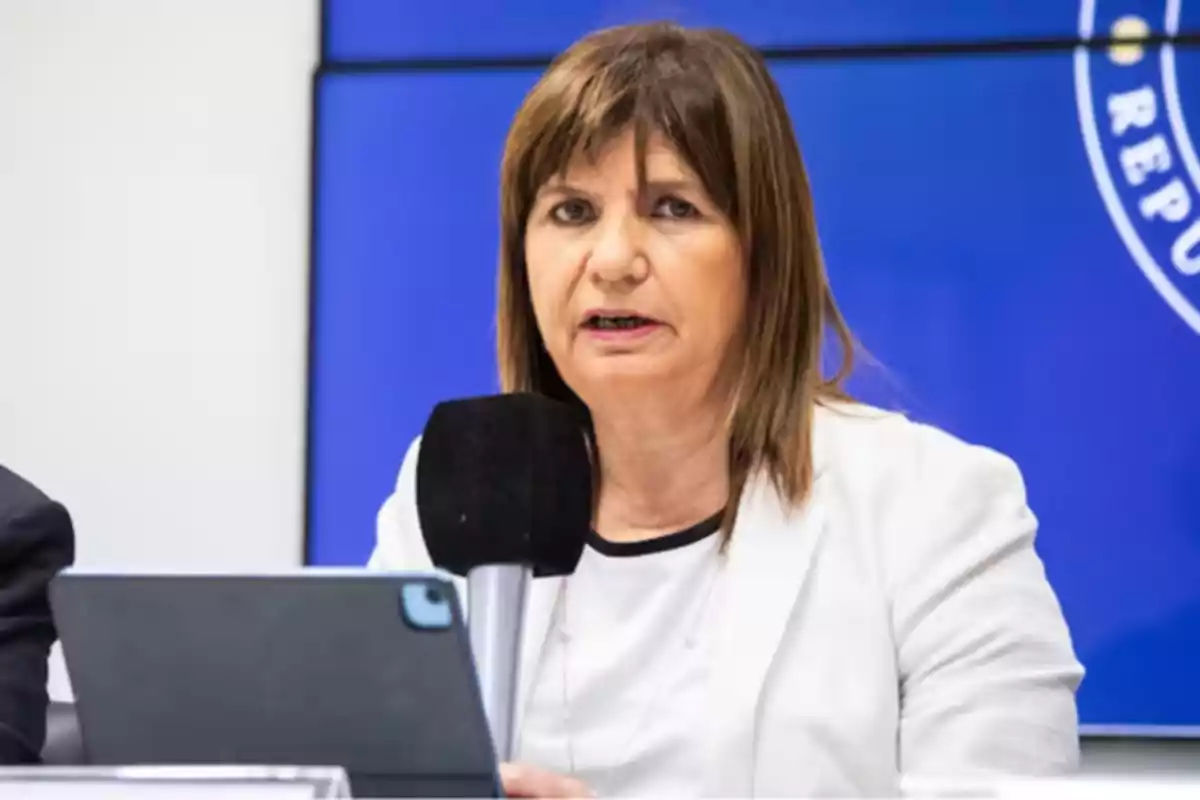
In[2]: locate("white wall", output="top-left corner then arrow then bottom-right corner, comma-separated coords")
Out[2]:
0,0 -> 316,698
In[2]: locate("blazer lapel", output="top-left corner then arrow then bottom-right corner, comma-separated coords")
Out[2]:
702,467 -> 830,796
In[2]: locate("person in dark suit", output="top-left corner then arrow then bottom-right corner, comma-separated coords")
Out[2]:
0,465 -> 74,764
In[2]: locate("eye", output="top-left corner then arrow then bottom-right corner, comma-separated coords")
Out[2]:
550,198 -> 595,225
653,196 -> 700,220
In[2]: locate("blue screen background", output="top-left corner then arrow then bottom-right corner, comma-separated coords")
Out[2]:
309,3 -> 1200,731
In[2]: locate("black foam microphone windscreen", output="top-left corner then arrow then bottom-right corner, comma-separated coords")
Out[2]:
415,393 -> 592,578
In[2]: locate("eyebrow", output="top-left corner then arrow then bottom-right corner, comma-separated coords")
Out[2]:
537,183 -> 588,200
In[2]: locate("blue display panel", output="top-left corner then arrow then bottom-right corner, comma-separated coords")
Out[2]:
309,46 -> 1200,730
324,0 -> 1179,62
309,71 -> 522,570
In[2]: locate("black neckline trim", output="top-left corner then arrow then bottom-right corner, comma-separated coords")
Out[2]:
587,510 -> 724,558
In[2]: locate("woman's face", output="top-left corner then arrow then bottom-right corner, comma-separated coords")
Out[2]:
524,130 -> 746,409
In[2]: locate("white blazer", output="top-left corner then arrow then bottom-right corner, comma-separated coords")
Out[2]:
368,403 -> 1084,797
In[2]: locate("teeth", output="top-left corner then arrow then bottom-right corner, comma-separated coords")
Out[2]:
591,316 -> 652,329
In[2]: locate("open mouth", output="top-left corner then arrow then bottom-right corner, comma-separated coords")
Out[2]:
583,313 -> 661,331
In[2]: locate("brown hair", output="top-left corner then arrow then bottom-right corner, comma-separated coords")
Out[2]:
496,22 -> 855,532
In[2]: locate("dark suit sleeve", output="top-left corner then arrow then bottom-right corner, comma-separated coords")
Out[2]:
0,498 -> 75,764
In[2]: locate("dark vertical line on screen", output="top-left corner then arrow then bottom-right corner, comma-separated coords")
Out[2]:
303,70 -> 322,566
319,0 -> 331,65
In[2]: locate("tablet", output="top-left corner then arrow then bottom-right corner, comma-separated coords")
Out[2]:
49,569 -> 500,798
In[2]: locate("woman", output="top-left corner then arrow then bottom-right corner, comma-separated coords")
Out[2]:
369,21 -> 1083,798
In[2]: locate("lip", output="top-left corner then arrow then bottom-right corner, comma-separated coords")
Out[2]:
583,323 -> 664,343
578,308 -> 666,344
579,308 -> 664,326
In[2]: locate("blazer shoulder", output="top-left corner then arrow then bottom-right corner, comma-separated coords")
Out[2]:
814,401 -> 1023,498
0,465 -> 53,521
367,437 -> 435,572
813,401 -> 1034,583
0,465 -> 75,565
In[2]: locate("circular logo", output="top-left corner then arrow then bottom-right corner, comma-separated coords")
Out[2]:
1075,0 -> 1200,333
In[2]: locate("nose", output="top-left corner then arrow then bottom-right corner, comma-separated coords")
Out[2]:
585,209 -> 649,288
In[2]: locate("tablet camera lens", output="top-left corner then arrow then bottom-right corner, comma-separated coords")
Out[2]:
400,583 -> 452,630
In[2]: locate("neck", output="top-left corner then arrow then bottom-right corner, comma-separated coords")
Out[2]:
589,398 -> 731,542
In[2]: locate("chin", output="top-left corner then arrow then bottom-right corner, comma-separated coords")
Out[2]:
569,359 -> 678,393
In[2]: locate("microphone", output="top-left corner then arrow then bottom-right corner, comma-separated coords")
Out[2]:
415,393 -> 592,762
